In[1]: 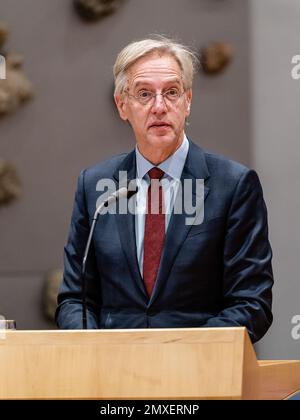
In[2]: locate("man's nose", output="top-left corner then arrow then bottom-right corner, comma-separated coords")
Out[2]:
151,94 -> 168,113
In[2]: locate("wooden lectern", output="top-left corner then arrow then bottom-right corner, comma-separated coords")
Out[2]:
0,327 -> 299,400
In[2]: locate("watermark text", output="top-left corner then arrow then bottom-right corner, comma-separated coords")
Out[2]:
0,55 -> 6,80
291,315 -> 300,340
291,55 -> 300,80
95,172 -> 205,226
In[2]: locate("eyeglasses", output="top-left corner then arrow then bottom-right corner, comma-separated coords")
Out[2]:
125,88 -> 185,106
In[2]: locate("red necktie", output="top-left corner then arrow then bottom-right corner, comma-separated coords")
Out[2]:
143,168 -> 165,297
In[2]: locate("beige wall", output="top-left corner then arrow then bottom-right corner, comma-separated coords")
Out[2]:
251,0 -> 300,359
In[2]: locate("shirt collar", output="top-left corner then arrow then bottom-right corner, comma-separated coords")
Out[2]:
135,134 -> 189,181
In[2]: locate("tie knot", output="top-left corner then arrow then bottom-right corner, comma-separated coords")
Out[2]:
148,167 -> 164,180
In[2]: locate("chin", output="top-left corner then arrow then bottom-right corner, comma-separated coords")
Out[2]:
147,133 -> 177,148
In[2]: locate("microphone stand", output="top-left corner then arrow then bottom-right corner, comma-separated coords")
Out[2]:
81,211 -> 101,330
81,186 -> 138,329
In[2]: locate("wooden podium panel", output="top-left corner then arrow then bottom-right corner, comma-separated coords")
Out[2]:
0,327 -> 299,400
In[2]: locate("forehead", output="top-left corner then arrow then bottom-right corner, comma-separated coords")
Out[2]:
127,53 -> 183,87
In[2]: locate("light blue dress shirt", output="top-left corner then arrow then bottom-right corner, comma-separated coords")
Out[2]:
135,134 -> 189,275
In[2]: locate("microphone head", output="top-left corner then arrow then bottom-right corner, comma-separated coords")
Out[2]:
114,185 -> 138,201
126,179 -> 138,199
95,181 -> 139,217
115,187 -> 129,200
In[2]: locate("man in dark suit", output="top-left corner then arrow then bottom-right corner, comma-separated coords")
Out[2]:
56,37 -> 273,343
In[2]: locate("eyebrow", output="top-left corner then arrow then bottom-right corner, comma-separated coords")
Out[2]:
132,78 -> 182,89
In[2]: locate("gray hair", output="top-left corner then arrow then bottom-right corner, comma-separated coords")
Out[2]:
113,36 -> 199,96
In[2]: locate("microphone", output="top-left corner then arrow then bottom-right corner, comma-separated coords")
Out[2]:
93,186 -> 137,220
81,183 -> 138,329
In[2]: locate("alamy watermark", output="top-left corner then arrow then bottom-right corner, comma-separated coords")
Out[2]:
291,315 -> 300,340
95,172 -> 205,226
0,54 -> 6,80
291,55 -> 300,80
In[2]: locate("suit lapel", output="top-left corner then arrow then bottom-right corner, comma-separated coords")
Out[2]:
148,141 -> 211,306
113,150 -> 148,299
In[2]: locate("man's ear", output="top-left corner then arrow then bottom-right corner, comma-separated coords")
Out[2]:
185,89 -> 192,118
114,94 -> 128,121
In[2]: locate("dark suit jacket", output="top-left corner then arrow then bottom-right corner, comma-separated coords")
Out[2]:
56,140 -> 273,343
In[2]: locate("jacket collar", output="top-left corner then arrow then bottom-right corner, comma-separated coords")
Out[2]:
113,138 -> 210,183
